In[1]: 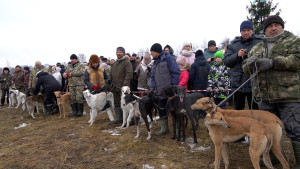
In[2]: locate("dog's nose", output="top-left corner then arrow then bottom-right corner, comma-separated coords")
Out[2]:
227,125 -> 231,128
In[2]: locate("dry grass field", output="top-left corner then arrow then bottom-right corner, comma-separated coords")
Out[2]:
0,100 -> 296,169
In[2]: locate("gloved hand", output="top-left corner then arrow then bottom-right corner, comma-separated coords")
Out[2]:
93,85 -> 99,91
219,87 -> 224,92
246,55 -> 259,71
148,88 -> 155,98
256,58 -> 274,72
206,87 -> 212,92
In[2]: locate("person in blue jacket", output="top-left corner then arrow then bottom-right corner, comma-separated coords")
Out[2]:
148,43 -> 181,136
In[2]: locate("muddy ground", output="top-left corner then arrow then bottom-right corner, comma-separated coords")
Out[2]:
0,102 -> 296,169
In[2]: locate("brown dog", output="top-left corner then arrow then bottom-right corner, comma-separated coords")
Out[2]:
54,91 -> 70,118
22,95 -> 44,119
191,97 -> 290,169
204,111 -> 273,169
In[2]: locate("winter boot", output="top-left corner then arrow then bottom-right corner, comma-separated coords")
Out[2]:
292,141 -> 300,169
109,107 -> 123,124
45,104 -> 54,115
155,116 -> 169,136
76,103 -> 84,117
69,103 -> 78,117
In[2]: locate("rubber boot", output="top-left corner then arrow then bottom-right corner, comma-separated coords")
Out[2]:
292,141 -> 300,169
155,116 -> 169,136
69,103 -> 78,117
45,104 -> 54,115
109,107 -> 123,124
76,103 -> 84,117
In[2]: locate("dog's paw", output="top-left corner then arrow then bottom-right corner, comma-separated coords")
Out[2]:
134,135 -> 139,139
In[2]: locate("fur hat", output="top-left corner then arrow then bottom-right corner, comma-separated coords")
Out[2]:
263,15 -> 284,32
182,41 -> 192,48
214,51 -> 224,60
208,40 -> 216,47
240,20 -> 253,32
15,65 -> 21,69
89,54 -> 100,64
116,47 -> 125,54
70,54 -> 78,60
3,67 -> 10,72
195,50 -> 204,58
150,43 -> 162,53
143,52 -> 151,60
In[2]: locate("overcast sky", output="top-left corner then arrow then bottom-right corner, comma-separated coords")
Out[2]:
1,0 -> 299,68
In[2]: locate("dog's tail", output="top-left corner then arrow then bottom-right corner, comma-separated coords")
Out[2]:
280,128 -> 290,163
262,132 -> 274,169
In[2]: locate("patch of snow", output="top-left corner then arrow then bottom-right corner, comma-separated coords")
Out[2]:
143,164 -> 154,169
102,129 -> 121,136
14,123 -> 31,129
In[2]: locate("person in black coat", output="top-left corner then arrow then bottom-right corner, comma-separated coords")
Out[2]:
34,71 -> 61,115
223,20 -> 262,110
189,50 -> 210,96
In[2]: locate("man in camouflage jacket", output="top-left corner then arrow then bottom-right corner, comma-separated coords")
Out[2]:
63,54 -> 85,117
29,61 -> 46,89
243,15 -> 300,167
0,67 -> 12,106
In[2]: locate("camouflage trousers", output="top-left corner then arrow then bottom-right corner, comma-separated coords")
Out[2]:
259,101 -> 300,142
69,86 -> 84,104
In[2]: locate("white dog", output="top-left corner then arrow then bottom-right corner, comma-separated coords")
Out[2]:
9,89 -> 26,108
83,89 -> 115,126
120,86 -> 136,128
8,88 -> 18,108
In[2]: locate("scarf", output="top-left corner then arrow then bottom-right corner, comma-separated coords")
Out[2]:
181,50 -> 193,57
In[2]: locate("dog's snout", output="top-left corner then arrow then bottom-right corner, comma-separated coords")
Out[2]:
227,124 -> 231,128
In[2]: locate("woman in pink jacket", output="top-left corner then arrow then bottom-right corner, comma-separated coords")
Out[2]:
176,57 -> 190,92
177,41 -> 195,65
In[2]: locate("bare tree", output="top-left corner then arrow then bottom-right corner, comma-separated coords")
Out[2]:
220,37 -> 231,51
78,53 -> 87,63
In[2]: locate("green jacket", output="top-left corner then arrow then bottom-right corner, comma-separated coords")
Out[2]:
109,56 -> 132,91
243,31 -> 300,103
29,65 -> 46,88
65,61 -> 85,87
0,73 -> 13,90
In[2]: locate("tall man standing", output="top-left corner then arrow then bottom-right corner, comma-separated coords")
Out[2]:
63,54 -> 85,117
109,47 -> 133,124
149,43 -> 181,136
224,20 -> 262,110
243,15 -> 300,168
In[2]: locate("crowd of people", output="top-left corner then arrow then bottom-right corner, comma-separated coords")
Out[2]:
0,15 -> 299,167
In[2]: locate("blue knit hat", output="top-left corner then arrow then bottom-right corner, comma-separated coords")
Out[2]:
116,47 -> 125,54
240,20 -> 253,32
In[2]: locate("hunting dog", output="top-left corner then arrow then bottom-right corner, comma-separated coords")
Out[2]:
8,88 -> 17,108
9,89 -> 26,108
22,95 -> 44,119
120,86 -> 136,128
204,111 -> 274,169
54,91 -> 70,119
83,89 -> 115,126
191,97 -> 289,169
124,93 -> 156,140
160,85 -> 204,144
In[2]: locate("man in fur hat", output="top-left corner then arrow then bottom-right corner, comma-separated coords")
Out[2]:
84,54 -> 106,91
0,67 -> 12,106
108,47 -> 133,124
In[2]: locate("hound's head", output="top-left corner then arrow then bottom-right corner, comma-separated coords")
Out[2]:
190,97 -> 215,111
177,86 -> 186,103
10,89 -> 19,95
121,86 -> 131,95
204,111 -> 231,128
54,91 -> 61,98
83,89 -> 92,98
160,85 -> 178,98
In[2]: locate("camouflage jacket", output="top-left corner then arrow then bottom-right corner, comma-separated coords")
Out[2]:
65,61 -> 85,87
243,31 -> 300,103
0,73 -> 13,90
29,65 -> 46,88
12,70 -> 24,90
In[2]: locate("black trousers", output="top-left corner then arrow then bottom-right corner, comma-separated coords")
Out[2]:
1,89 -> 9,105
234,91 -> 258,110
259,101 -> 300,142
